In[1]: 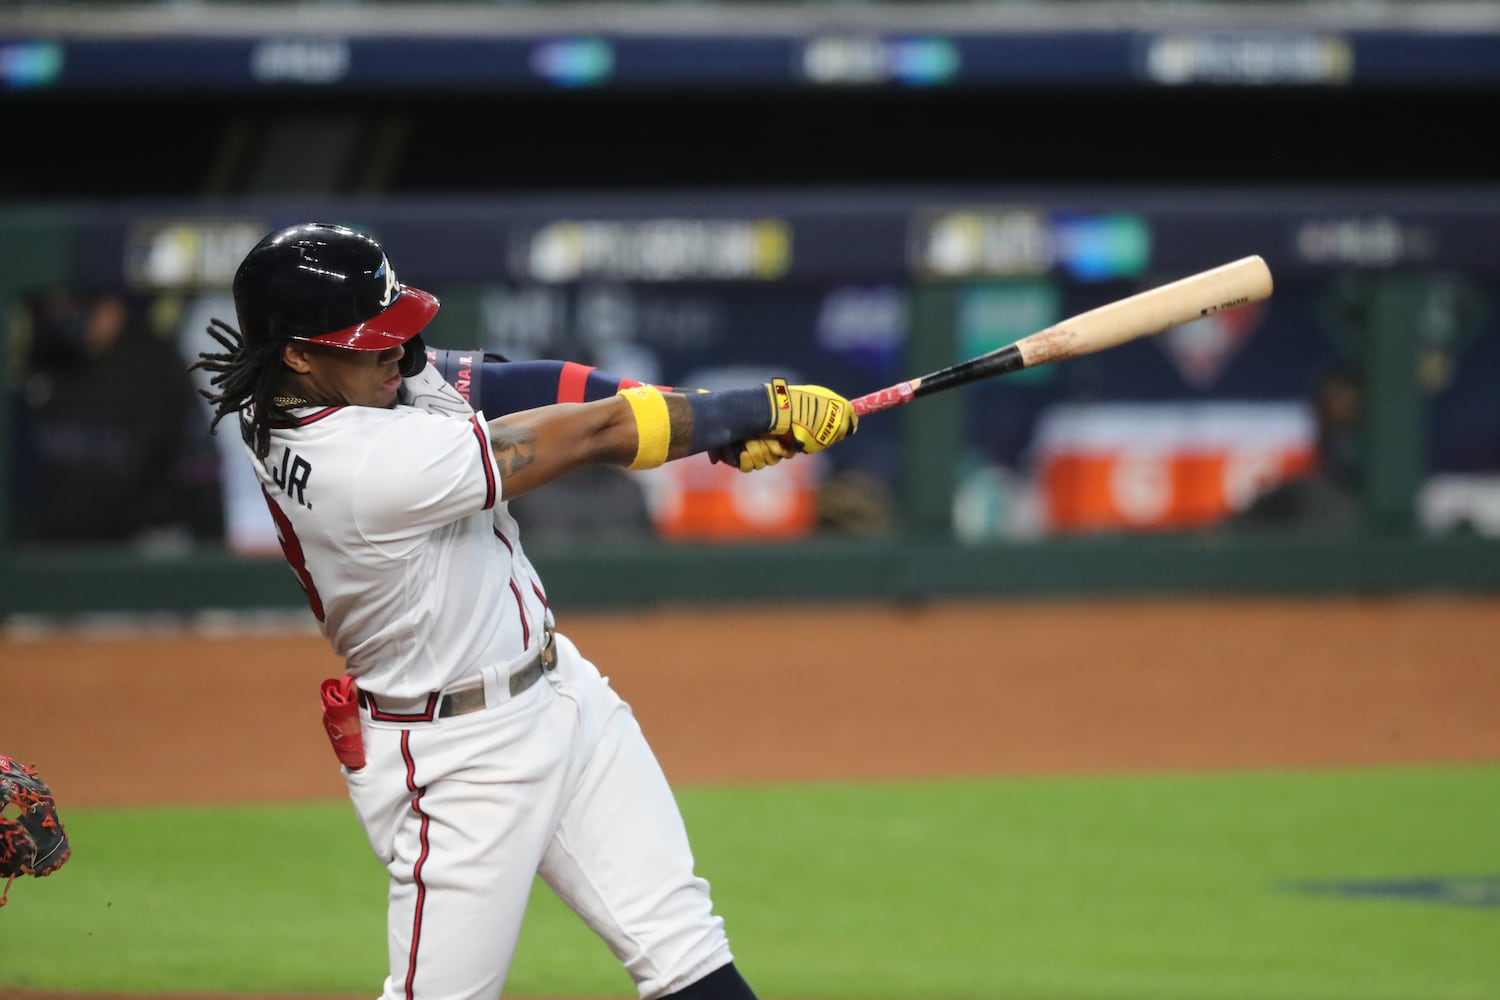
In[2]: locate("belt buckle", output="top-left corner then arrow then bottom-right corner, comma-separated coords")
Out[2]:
539,626 -> 557,671
507,629 -> 557,698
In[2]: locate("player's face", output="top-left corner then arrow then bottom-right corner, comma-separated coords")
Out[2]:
292,341 -> 407,408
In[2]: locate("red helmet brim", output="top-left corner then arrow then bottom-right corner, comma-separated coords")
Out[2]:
304,285 -> 440,351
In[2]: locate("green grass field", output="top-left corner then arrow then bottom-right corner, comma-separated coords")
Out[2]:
4,765 -> 1497,999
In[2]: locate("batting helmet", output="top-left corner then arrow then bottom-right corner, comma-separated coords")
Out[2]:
232,222 -> 438,376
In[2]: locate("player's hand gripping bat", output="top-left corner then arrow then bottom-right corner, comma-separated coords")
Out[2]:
850,255 -> 1274,416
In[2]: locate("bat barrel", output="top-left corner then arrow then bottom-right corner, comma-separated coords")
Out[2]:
844,255 -> 1274,417
1017,254 -> 1273,367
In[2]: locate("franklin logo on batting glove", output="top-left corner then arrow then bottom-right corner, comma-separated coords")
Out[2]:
764,378 -> 858,453
814,398 -> 850,448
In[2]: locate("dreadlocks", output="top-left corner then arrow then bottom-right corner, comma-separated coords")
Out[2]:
189,317 -> 298,460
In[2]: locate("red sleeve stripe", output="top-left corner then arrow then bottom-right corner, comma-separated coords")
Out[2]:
558,362 -> 596,403
469,415 -> 497,509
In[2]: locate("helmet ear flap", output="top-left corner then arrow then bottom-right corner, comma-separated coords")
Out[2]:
399,335 -> 428,377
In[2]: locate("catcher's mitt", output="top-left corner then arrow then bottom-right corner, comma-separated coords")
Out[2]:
0,754 -> 71,906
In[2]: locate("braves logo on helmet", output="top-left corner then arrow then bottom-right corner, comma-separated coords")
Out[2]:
377,259 -> 399,309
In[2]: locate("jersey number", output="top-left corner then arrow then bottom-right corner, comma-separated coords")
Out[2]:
262,488 -> 326,621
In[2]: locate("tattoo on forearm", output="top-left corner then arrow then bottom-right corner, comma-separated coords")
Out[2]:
490,425 -> 537,478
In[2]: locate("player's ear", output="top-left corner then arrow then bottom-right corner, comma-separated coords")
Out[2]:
282,340 -> 314,374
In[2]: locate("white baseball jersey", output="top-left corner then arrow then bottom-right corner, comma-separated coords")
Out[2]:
246,366 -> 735,998
245,399 -> 550,699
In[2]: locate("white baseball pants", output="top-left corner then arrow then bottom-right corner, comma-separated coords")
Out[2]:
345,632 -> 734,999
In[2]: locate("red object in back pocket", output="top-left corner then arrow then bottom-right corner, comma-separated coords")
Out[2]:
320,675 -> 366,771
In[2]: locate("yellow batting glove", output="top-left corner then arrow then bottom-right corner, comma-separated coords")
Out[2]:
765,378 -> 858,453
706,436 -> 795,473
736,436 -> 794,472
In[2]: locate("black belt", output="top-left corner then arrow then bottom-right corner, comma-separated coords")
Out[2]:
438,629 -> 557,717
361,628 -> 557,723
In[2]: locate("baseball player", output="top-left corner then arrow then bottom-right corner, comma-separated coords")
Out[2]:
190,222 -> 856,1000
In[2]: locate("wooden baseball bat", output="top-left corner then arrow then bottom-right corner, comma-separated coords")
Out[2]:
850,255 -> 1274,416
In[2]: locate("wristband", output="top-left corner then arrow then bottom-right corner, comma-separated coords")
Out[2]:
617,385 -> 672,469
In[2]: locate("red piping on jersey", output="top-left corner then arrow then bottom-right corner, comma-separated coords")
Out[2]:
493,529 -> 537,651
508,580 -> 531,648
557,362 -> 595,403
266,405 -> 344,429
361,691 -> 439,723
468,415 -> 497,509
296,406 -> 343,425
401,732 -> 431,999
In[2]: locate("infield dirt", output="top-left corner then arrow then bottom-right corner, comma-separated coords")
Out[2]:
4,596 -> 1498,999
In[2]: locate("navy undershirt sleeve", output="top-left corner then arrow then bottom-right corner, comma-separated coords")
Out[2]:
468,356 -> 772,452
477,360 -> 630,416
